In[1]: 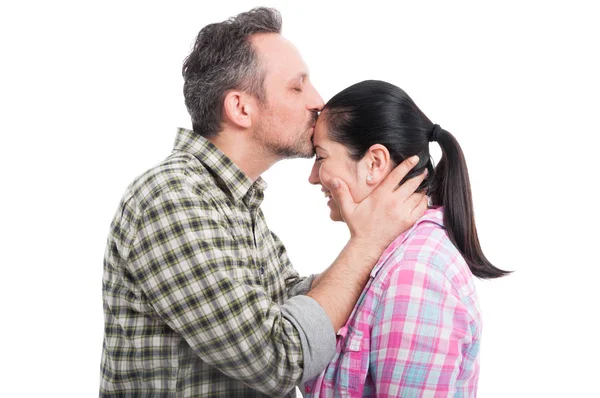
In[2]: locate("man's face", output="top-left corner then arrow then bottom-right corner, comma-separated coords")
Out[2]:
251,33 -> 324,159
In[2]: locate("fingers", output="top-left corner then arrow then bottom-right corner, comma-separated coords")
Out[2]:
329,178 -> 355,218
377,155 -> 419,193
393,168 -> 428,199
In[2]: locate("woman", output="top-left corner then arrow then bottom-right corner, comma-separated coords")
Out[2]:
304,80 -> 509,397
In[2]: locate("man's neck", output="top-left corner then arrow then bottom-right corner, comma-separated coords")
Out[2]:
207,132 -> 278,181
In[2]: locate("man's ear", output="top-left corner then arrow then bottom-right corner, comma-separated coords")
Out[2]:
365,144 -> 391,186
222,90 -> 254,129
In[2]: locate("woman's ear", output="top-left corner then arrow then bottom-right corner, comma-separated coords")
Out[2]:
222,90 -> 254,129
364,144 -> 391,186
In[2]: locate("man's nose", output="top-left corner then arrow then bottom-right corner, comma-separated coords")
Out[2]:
308,161 -> 320,185
307,84 -> 325,112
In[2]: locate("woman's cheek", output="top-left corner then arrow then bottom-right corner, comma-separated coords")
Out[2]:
319,163 -> 340,191
321,164 -> 354,195
318,164 -> 332,190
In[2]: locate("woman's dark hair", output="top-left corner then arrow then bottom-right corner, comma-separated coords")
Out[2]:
323,80 -> 510,279
182,7 -> 282,138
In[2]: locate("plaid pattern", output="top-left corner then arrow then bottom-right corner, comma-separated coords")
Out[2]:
101,128 -> 309,397
304,208 -> 481,397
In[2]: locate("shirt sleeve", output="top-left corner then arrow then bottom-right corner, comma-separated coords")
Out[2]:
128,190 -> 335,396
269,230 -> 315,297
370,260 -> 473,396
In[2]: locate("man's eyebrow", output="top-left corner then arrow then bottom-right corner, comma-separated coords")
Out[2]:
289,72 -> 309,83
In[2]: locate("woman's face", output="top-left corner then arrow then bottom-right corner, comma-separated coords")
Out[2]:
308,115 -> 391,222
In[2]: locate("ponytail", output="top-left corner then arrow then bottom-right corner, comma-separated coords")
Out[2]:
429,126 -> 510,279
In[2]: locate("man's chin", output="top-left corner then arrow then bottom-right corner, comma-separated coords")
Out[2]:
270,142 -> 311,160
283,142 -> 314,159
298,149 -> 315,159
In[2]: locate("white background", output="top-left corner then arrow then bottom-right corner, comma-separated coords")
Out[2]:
1,1 -> 599,396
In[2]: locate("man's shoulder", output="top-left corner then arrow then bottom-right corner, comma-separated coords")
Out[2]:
122,151 -> 215,213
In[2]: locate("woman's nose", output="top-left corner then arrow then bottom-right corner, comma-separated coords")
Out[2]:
308,161 -> 320,185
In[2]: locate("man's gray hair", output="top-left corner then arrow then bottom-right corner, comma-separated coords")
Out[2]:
182,7 -> 282,138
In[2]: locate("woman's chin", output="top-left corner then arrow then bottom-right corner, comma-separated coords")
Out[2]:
329,210 -> 344,222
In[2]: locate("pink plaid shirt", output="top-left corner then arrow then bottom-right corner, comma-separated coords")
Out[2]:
303,208 -> 481,397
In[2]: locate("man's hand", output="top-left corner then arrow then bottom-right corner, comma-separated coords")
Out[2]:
307,156 -> 428,332
330,155 -> 428,252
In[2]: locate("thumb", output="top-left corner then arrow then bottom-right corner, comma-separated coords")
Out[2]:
329,178 -> 355,218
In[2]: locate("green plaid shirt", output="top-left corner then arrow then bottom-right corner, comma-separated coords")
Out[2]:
100,128 -> 334,397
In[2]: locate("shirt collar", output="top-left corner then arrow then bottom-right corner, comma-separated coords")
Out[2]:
370,207 -> 445,278
173,128 -> 267,203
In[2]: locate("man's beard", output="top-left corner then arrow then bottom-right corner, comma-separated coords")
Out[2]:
255,116 -> 316,160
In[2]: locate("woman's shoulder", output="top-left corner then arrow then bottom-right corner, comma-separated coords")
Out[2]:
374,207 -> 476,297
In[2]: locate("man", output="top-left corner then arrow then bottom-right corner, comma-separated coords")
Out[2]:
100,7 -> 427,397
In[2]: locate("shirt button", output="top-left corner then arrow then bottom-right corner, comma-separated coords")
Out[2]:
260,266 -> 265,275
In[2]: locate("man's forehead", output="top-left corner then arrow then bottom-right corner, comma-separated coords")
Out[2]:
251,32 -> 291,51
251,33 -> 308,75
